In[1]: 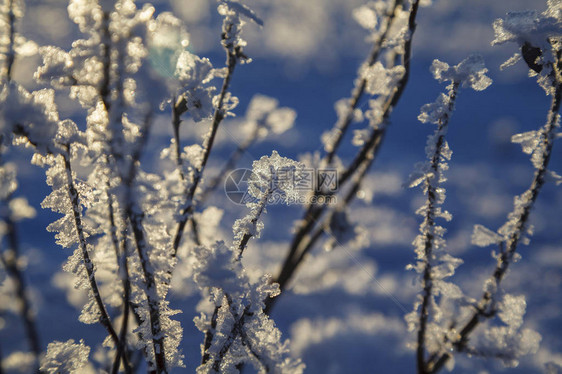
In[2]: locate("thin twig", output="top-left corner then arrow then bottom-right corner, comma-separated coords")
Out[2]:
201,184 -> 272,363
171,96 -> 188,188
119,114 -> 168,374
235,184 -> 272,259
62,150 -> 120,346
0,6 -> 42,365
170,97 -> 203,247
416,82 -> 460,374
426,68 -> 562,374
4,0 -> 16,81
323,0 -> 400,166
99,11 -> 112,113
240,328 -> 269,372
200,303 -> 220,365
0,219 -> 41,371
107,173 -> 132,374
210,304 -> 252,372
172,27 -> 240,257
268,0 -> 421,313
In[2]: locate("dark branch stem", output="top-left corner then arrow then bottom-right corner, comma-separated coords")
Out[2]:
171,96 -> 187,186
107,173 -> 132,374
99,11 -> 112,113
172,40 -> 238,257
200,302 -> 220,365
4,0 -> 16,81
62,150 -> 120,346
323,0 -> 399,166
210,303 -> 252,372
235,184 -> 272,259
0,215 -> 41,371
427,74 -> 562,374
417,82 -> 459,374
119,116 -> 168,374
268,0 -> 421,314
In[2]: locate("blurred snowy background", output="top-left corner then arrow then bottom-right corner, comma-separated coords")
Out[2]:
3,0 -> 562,373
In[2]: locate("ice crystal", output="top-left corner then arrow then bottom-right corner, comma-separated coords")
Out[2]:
430,55 -> 492,91
187,87 -> 215,122
471,224 -> 503,247
175,52 -> 214,89
246,151 -> 304,204
35,47 -> 74,88
218,0 -> 263,27
334,98 -> 363,125
474,294 -> 541,367
362,62 -> 405,96
167,50 -> 219,122
364,96 -> 386,129
512,130 -> 540,155
217,0 -> 262,61
0,83 -> 59,155
40,339 -> 90,374
193,239 -> 303,373
492,5 -> 562,49
492,1 -> 562,94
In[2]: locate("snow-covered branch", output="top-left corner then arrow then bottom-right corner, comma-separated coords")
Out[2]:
270,0 -> 423,312
171,1 -> 261,257
405,55 -> 491,374
195,152 -> 304,373
426,4 -> 562,370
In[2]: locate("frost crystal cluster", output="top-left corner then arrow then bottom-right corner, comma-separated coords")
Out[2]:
2,1 -> 302,367
408,2 -> 562,370
492,0 -> 562,93
40,339 -> 91,374
194,152 -> 304,373
406,55 -> 497,372
2,0 -> 562,373
1,0 -> 274,372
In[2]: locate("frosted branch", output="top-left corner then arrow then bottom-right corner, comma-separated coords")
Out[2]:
427,53 -> 561,374
60,150 -> 120,349
172,2 -> 254,257
270,0 -> 423,313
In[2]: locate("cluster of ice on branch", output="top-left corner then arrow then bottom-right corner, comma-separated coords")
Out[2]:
194,152 -> 304,373
492,0 -> 562,93
406,55 -> 494,372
